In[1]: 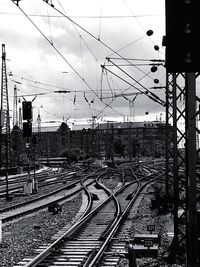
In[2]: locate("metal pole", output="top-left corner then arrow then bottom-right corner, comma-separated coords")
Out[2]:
165,72 -> 169,197
33,140 -> 36,192
172,73 -> 179,246
5,123 -> 9,200
27,141 -> 31,183
5,171 -> 9,200
185,72 -> 197,267
128,244 -> 137,267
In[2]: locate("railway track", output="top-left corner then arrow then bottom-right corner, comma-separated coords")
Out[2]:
13,166 -> 160,267
0,167 -> 82,198
0,170 -> 102,224
0,163 -> 108,221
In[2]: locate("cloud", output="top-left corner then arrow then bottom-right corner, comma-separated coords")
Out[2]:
1,0 -> 166,126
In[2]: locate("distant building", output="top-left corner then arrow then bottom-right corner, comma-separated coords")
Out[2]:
70,121 -> 169,159
11,121 -> 171,166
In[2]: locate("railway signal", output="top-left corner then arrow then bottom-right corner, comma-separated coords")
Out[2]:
22,101 -> 32,121
165,1 -> 199,266
165,1 -> 200,72
22,121 -> 32,138
22,99 -> 35,194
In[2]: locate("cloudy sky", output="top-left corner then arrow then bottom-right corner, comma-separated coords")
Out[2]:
0,0 -> 166,128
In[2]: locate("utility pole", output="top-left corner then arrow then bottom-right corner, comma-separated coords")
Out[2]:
13,84 -> 18,128
22,100 -> 33,194
1,44 -> 11,200
37,110 -> 41,159
18,107 -> 22,129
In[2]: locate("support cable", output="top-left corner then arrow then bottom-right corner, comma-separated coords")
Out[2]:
109,59 -> 165,105
37,0 -> 164,113
42,0 -> 161,81
102,65 -> 164,106
11,0 -> 125,118
46,4 -> 53,45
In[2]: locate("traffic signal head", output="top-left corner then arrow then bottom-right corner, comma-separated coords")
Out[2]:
165,1 -> 200,72
22,101 -> 32,120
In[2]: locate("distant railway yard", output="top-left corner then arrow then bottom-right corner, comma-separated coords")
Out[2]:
0,159 -> 184,267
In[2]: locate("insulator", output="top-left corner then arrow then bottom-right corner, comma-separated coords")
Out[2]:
146,30 -> 153,36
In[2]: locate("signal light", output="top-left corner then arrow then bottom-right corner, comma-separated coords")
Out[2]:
165,1 -> 200,72
22,101 -> 32,120
23,122 -> 32,137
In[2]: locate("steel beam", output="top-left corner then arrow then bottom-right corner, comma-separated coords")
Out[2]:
166,72 -> 199,266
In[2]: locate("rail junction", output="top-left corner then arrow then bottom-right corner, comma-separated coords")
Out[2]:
0,1 -> 200,267
0,160 -> 166,267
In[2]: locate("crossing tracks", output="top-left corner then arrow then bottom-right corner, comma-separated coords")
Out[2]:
13,164 -> 163,267
0,169 -> 102,223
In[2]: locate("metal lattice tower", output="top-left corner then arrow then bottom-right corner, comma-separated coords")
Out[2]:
37,112 -> 41,136
37,111 -> 41,157
0,44 -> 11,168
13,84 -> 18,128
166,73 -> 199,266
19,107 -> 22,129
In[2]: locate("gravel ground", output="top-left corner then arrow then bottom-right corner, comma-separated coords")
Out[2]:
100,172 -> 122,192
0,172 -> 187,267
0,193 -> 83,267
0,180 -> 73,210
118,183 -> 183,267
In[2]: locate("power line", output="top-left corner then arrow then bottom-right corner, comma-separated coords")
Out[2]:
10,0 -> 164,119
44,0 -> 165,88
10,76 -> 128,94
43,0 -> 165,107
102,65 -> 165,106
10,0 -> 128,119
0,12 -> 160,19
107,58 -> 165,105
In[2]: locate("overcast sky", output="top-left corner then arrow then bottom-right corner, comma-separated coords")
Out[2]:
0,0 -> 166,128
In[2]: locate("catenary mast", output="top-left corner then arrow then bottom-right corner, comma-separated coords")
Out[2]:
0,44 -> 11,169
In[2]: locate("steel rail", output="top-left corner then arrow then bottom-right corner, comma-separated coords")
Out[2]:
0,168 -> 77,198
20,169 -> 127,267
87,174 -> 162,267
0,168 -> 103,223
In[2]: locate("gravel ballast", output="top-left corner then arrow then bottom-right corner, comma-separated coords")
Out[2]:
0,176 -> 185,267
118,183 -> 183,267
0,193 -> 83,267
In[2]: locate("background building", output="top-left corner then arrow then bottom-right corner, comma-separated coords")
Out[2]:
10,121 -> 170,167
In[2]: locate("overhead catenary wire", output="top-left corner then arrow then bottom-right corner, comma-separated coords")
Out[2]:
56,0 -> 102,65
105,71 -> 114,99
96,59 -> 162,118
107,57 -> 165,62
10,75 -> 134,94
107,35 -> 146,58
43,0 -> 165,109
0,12 -> 160,19
102,65 -> 164,106
11,0 -> 165,119
10,1 -> 93,95
121,0 -> 164,58
15,0 -> 164,115
42,0 -> 163,82
106,58 -> 165,105
11,0 -> 125,118
46,3 -> 53,44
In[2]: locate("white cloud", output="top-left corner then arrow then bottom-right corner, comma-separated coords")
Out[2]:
1,0 -> 166,126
